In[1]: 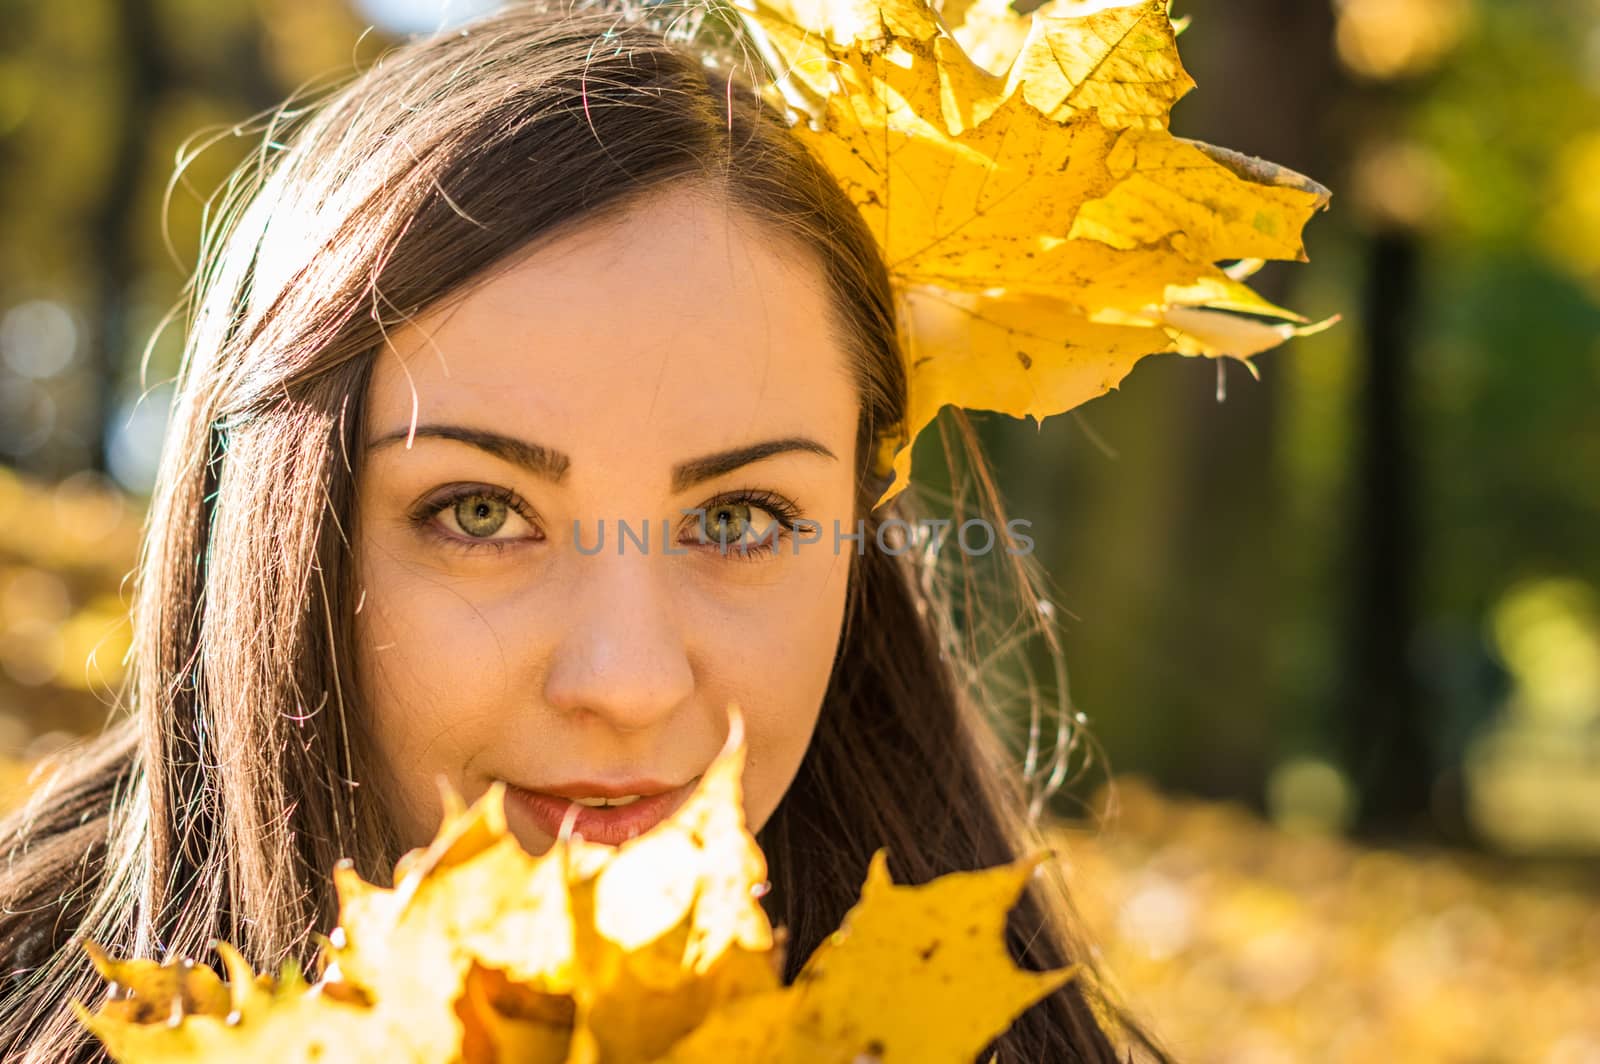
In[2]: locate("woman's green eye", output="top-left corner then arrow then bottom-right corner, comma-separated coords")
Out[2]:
453,494 -> 509,537
706,503 -> 748,543
695,502 -> 778,548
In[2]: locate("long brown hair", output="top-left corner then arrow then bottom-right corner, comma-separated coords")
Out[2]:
0,2 -> 1166,1060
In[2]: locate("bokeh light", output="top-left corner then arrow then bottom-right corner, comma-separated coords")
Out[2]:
351,0 -> 503,33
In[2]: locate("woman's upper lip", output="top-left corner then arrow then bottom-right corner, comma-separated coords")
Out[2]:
518,776 -> 699,800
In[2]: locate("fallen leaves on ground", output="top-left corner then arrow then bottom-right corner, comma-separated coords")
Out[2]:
1058,776 -> 1600,1063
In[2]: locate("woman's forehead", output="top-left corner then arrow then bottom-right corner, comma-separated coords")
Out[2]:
364,186 -> 859,465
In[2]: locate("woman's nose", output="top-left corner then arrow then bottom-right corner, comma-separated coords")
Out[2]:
541,547 -> 695,732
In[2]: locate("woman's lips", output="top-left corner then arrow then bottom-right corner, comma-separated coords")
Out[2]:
503,777 -> 700,846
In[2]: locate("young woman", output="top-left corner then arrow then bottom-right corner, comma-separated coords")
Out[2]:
0,1 -> 1168,1059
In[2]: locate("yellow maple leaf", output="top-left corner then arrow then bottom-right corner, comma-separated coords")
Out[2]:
323,789 -> 588,1061
658,849 -> 1076,1063
76,941 -> 234,1025
76,705 -> 1076,1062
73,943 -> 399,1062
942,0 -> 1193,126
735,0 -> 1334,508
558,707 -> 782,1061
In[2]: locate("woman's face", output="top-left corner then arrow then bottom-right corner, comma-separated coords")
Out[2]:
353,184 -> 860,855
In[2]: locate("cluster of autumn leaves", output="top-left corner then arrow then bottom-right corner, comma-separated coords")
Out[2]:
736,0 -> 1330,507
77,707 -> 1073,1062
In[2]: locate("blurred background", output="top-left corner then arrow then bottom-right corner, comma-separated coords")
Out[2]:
0,0 -> 1597,1059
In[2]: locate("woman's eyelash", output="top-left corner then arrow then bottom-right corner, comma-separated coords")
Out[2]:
688,489 -> 804,561
408,484 -> 542,555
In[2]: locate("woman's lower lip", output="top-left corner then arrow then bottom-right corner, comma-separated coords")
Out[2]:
503,779 -> 697,846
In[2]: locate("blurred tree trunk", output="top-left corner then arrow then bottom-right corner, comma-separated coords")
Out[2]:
86,0 -> 167,475
85,1 -> 279,475
1140,0 -> 1341,797
1341,225 -> 1431,834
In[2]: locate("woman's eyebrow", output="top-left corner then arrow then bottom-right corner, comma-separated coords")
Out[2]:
671,436 -> 837,492
369,425 -> 571,483
367,425 -> 836,489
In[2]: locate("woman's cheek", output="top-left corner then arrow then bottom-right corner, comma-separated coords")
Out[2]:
720,554 -> 849,833
355,579 -> 503,845
354,606 -> 429,839
741,704 -> 820,835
